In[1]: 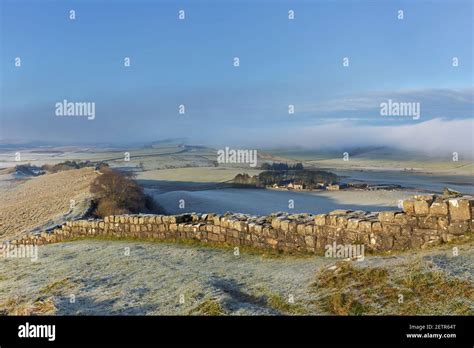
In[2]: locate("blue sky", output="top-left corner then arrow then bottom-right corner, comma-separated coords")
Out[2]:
1,0 -> 473,153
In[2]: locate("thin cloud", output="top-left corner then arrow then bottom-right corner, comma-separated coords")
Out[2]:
298,88 -> 474,117
200,118 -> 474,159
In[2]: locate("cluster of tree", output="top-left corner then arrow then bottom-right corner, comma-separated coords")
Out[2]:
260,162 -> 304,171
233,173 -> 259,185
233,169 -> 338,188
259,170 -> 338,188
42,160 -> 108,173
90,167 -> 164,218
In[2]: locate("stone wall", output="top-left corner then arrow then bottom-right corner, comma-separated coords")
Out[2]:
6,195 -> 473,253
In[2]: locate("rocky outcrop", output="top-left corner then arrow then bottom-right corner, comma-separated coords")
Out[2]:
5,195 -> 473,253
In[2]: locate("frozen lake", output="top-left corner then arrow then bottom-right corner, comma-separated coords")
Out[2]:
336,170 -> 474,194
145,169 -> 472,215
150,188 -> 416,215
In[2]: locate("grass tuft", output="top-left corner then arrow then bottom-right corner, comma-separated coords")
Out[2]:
265,292 -> 308,315
188,299 -> 227,316
312,260 -> 474,315
40,277 -> 75,295
0,296 -> 56,315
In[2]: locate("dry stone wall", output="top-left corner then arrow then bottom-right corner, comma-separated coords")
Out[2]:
6,195 -> 473,253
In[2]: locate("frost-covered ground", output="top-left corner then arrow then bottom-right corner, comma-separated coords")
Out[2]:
0,168 -> 97,241
0,240 -> 331,315
0,240 -> 472,315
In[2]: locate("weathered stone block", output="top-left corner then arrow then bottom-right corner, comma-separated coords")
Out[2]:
420,238 -> 441,249
247,223 -> 256,234
327,215 -> 338,226
402,200 -> 415,214
394,213 -> 408,224
448,198 -> 472,221
400,227 -> 412,236
441,233 -> 456,242
413,200 -> 430,215
336,216 -> 348,227
271,217 -> 282,229
430,201 -> 448,216
280,220 -> 290,232
222,218 -> 231,229
206,213 -> 216,221
358,221 -> 372,233
314,214 -> 327,226
413,228 -> 438,237
393,235 -> 410,249
381,235 -> 394,249
410,236 -> 424,248
372,222 -> 382,232
329,209 -> 349,215
404,215 -> 419,226
383,224 -> 401,236
413,194 -> 434,204
266,238 -> 278,246
296,224 -> 306,235
236,221 -> 247,233
378,211 -> 395,222
447,221 -> 470,235
347,218 -> 359,230
304,235 -> 314,247
417,216 -> 438,230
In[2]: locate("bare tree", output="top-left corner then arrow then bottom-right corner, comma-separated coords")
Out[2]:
90,169 -> 146,216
